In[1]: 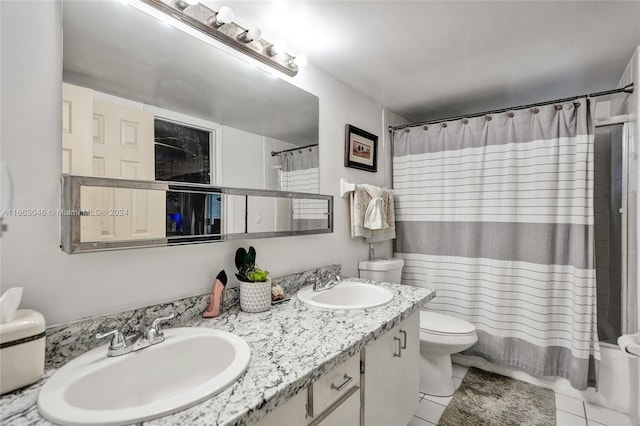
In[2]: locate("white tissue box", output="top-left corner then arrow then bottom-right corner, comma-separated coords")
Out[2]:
0,309 -> 45,394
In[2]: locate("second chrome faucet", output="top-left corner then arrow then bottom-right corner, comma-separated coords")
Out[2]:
96,313 -> 175,357
312,275 -> 341,292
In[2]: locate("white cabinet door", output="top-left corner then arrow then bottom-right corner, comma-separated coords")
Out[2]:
363,311 -> 420,426
255,387 -> 307,426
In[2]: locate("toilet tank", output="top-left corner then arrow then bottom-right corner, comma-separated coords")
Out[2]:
358,258 -> 404,283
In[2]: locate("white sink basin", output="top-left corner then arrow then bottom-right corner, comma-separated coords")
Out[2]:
38,327 -> 251,426
297,280 -> 394,310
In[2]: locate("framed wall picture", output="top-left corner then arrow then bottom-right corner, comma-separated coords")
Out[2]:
344,124 -> 378,172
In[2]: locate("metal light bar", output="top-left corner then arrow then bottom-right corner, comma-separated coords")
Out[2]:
139,0 -> 300,76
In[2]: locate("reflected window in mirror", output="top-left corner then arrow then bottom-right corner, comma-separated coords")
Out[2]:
155,119 -> 212,184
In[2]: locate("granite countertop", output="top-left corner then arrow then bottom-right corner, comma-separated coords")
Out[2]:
1,279 -> 434,426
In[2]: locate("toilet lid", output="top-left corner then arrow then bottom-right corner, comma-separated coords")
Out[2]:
420,311 -> 476,335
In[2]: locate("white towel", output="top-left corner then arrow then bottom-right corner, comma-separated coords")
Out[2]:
350,185 -> 396,242
360,184 -> 387,230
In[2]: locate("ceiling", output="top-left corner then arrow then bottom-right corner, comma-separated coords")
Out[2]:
205,1 -> 640,123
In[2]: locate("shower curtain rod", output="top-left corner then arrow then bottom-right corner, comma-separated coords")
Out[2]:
389,82 -> 634,132
270,143 -> 318,156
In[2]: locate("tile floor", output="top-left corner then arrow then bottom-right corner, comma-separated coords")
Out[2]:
407,364 -> 635,426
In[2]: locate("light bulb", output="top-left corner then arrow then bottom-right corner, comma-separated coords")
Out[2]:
237,26 -> 262,43
293,54 -> 308,68
216,6 -> 234,24
267,40 -> 287,57
207,5 -> 234,27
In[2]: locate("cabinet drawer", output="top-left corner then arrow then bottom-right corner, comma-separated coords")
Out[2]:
310,353 -> 360,417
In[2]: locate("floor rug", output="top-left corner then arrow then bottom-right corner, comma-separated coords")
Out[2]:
438,368 -> 556,426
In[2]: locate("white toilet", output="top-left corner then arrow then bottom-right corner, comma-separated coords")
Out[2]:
358,258 -> 478,397
418,311 -> 477,396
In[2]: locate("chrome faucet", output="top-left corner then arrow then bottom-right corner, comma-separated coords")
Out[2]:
96,313 -> 175,357
313,275 -> 341,292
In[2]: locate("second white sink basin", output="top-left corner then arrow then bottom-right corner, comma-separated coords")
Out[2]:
38,327 -> 251,426
297,280 -> 394,310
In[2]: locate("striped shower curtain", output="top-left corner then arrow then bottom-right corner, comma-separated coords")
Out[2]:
393,99 -> 600,390
279,146 -> 326,228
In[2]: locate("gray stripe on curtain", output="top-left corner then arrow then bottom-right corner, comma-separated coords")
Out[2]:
394,103 -> 591,156
396,221 -> 594,269
466,330 -> 598,389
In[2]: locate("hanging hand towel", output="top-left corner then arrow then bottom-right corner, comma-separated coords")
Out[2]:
350,185 -> 396,242
350,185 -> 369,238
360,184 -> 388,230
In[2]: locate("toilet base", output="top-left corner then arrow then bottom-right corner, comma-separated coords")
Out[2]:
419,351 -> 456,396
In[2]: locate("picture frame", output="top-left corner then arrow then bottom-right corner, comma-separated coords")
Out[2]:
344,124 -> 378,172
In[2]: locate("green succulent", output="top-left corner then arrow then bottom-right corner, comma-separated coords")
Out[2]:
234,246 -> 269,282
247,268 -> 269,282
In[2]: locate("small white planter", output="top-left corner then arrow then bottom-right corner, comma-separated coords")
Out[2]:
239,278 -> 272,313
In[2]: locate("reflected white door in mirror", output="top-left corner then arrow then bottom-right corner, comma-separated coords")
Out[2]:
62,83 -> 165,243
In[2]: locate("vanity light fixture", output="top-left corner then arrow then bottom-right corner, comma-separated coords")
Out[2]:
207,6 -> 234,28
237,26 -> 262,43
139,0 -> 306,77
175,0 -> 199,10
267,40 -> 287,57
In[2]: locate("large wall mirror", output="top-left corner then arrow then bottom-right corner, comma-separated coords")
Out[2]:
60,0 -> 328,253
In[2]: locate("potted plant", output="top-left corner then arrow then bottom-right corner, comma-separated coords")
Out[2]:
235,246 -> 271,312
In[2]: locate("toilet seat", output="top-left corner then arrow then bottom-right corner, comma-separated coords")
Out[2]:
419,311 -> 476,336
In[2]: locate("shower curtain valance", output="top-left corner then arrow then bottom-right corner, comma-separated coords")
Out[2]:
393,99 -> 600,389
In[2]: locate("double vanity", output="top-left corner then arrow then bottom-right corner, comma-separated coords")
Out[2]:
1,268 -> 434,426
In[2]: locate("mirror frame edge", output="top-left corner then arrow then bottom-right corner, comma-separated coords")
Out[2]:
61,175 -> 334,254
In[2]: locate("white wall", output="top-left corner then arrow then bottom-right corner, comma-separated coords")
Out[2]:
220,126 -> 266,189
0,1 -> 391,326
